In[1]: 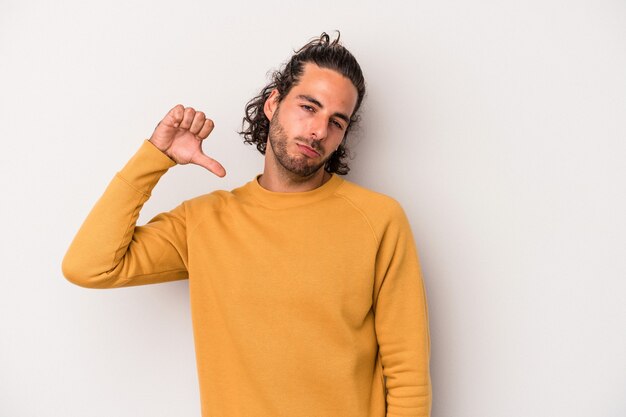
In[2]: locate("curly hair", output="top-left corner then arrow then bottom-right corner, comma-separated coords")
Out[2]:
239,31 -> 366,175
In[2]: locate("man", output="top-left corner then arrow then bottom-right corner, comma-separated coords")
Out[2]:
62,32 -> 431,417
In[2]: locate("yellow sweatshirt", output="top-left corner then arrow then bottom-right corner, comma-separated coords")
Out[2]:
62,139 -> 431,417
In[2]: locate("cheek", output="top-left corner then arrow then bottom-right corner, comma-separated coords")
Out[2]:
279,111 -> 305,137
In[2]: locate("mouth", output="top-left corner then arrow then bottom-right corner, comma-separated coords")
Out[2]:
296,143 -> 321,158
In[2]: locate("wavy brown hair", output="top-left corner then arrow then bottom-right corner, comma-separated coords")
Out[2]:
239,31 -> 366,175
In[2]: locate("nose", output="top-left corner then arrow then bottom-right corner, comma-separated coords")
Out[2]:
308,114 -> 328,140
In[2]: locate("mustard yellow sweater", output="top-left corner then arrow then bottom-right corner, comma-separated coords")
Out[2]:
62,139 -> 431,417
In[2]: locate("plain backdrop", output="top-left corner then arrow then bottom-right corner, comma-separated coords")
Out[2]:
1,1 -> 624,416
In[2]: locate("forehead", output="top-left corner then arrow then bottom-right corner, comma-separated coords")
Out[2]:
288,63 -> 358,116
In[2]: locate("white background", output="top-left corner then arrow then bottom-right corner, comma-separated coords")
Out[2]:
1,1 -> 625,416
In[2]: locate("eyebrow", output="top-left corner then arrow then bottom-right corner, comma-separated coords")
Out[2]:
296,94 -> 351,125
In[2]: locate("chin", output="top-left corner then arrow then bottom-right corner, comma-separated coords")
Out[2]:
285,158 -> 325,178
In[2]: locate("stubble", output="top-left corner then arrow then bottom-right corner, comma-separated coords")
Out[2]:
267,110 -> 328,179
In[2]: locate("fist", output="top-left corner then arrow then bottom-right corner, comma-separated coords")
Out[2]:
149,104 -> 226,177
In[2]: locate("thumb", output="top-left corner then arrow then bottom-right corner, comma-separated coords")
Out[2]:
192,151 -> 226,177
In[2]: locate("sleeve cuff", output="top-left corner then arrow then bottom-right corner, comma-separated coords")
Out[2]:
143,139 -> 177,167
115,139 -> 177,195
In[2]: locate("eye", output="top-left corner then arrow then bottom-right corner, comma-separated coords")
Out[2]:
301,105 -> 314,112
331,120 -> 344,130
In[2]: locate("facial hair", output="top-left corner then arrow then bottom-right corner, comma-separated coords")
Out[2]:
267,108 -> 330,179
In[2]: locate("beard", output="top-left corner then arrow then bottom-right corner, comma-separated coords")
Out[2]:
267,109 -> 330,179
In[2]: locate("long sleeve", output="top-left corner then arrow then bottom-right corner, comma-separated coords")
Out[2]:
373,202 -> 432,417
62,140 -> 189,289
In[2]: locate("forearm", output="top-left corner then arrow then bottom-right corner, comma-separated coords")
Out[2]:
61,140 -> 186,288
379,271 -> 431,417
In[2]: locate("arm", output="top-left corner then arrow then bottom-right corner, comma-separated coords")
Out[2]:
61,105 -> 226,288
62,140 -> 188,288
373,202 -> 432,417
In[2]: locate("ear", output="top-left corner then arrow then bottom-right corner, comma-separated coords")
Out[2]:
263,89 -> 280,121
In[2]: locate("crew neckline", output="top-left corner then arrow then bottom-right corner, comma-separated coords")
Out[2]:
240,173 -> 344,209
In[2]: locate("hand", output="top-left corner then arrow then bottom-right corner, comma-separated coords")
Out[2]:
149,104 -> 226,177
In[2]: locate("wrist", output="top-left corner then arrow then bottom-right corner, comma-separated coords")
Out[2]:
147,139 -> 176,164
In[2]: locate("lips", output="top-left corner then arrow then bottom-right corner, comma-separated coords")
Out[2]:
296,143 -> 320,158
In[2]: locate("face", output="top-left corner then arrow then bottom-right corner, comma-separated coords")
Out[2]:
264,63 -> 358,179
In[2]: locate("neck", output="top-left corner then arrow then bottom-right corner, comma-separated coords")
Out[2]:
258,166 -> 331,193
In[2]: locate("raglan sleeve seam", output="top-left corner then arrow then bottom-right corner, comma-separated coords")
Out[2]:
334,192 -> 380,247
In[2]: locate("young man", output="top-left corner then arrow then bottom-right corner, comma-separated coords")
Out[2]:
62,33 -> 432,417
